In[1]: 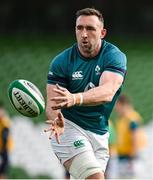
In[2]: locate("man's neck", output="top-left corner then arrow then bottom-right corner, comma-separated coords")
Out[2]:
79,40 -> 102,58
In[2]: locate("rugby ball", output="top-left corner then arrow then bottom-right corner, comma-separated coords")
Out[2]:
8,79 -> 45,117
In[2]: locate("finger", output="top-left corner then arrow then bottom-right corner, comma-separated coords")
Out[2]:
45,120 -> 54,124
44,126 -> 52,132
52,101 -> 68,110
51,96 -> 67,101
57,112 -> 64,127
46,116 -> 58,124
56,84 -> 66,91
49,130 -> 56,140
55,132 -> 60,144
58,112 -> 63,119
53,88 -> 66,96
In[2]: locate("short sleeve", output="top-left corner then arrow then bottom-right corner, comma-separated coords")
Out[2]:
47,55 -> 68,88
103,50 -> 127,78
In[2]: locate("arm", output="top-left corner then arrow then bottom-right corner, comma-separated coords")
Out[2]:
131,130 -> 139,157
45,84 -> 64,143
46,84 -> 62,120
45,53 -> 69,143
78,71 -> 123,105
1,128 -> 9,168
51,71 -> 124,109
130,121 -> 139,157
1,128 -> 9,152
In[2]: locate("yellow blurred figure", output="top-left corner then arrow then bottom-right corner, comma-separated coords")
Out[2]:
108,120 -> 117,156
105,120 -> 118,179
115,94 -> 147,178
0,102 -> 13,179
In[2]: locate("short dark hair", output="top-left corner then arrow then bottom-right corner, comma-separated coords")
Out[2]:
76,8 -> 104,24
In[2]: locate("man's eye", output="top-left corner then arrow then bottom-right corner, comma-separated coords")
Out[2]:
87,26 -> 95,31
76,26 -> 96,31
77,26 -> 83,30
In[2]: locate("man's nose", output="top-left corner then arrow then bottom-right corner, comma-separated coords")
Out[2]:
81,29 -> 88,38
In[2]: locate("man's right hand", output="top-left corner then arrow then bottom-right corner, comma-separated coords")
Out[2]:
44,112 -> 64,144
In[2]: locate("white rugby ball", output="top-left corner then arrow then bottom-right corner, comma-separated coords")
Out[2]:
8,79 -> 45,117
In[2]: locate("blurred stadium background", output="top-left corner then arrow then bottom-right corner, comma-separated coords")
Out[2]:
0,0 -> 153,179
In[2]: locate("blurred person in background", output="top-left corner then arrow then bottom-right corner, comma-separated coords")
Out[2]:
45,8 -> 127,179
115,94 -> 147,178
105,119 -> 118,179
0,102 -> 13,179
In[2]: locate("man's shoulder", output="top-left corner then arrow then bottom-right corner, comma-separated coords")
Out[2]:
103,40 -> 126,56
54,44 -> 76,61
49,44 -> 77,72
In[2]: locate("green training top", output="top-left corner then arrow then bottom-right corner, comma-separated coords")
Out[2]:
47,40 -> 127,135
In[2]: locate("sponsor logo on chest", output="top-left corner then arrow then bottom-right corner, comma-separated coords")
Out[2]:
72,71 -> 83,80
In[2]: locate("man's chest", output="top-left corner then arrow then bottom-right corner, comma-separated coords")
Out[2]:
67,59 -> 104,93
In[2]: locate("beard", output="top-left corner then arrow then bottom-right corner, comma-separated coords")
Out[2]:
79,41 -> 93,54
77,38 -> 101,58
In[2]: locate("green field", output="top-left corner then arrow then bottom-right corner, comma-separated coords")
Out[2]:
0,35 -> 152,123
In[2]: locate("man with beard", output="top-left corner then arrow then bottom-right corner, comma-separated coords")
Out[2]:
45,8 -> 127,179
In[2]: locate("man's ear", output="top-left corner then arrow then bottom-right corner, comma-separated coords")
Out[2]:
101,28 -> 107,39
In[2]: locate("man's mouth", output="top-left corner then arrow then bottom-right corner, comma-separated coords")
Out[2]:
82,41 -> 88,45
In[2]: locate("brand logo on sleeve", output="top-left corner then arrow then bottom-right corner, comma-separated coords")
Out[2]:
72,71 -> 83,80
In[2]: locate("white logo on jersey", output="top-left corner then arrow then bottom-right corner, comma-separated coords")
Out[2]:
84,82 -> 95,91
95,65 -> 101,75
72,71 -> 83,80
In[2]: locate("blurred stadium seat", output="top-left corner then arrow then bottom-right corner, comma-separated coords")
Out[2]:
10,116 -> 65,179
9,116 -> 153,179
